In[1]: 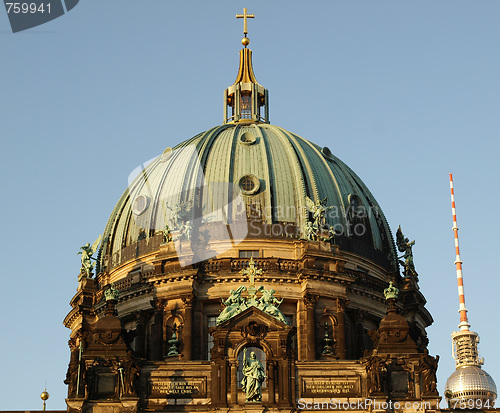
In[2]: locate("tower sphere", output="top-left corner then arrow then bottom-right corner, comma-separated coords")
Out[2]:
445,366 -> 497,407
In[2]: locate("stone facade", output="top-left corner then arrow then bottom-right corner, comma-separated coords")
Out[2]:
61,232 -> 462,412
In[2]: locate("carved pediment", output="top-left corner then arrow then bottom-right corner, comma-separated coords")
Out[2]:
217,305 -> 288,331
210,306 -> 295,361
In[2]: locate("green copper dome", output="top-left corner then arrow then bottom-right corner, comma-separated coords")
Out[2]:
99,123 -> 397,273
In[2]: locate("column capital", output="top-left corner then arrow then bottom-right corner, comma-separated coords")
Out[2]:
335,298 -> 350,313
303,292 -> 319,309
134,309 -> 146,323
150,298 -> 167,311
181,293 -> 197,307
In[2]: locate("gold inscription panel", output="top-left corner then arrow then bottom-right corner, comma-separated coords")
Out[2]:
301,377 -> 360,397
150,377 -> 207,398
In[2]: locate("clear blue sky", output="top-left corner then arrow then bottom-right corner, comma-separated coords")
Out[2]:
1,1 -> 499,410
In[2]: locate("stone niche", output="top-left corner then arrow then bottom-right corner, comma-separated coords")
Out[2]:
209,306 -> 296,408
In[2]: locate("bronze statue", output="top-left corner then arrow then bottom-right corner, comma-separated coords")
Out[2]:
162,224 -> 173,243
396,226 -> 418,280
257,286 -> 287,324
303,221 -> 318,241
241,348 -> 266,402
216,286 -> 248,325
305,196 -> 332,229
77,235 -> 102,279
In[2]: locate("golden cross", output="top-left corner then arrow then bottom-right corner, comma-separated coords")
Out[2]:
240,257 -> 262,286
236,8 -> 255,36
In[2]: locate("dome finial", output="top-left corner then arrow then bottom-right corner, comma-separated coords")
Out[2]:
236,7 -> 254,48
224,8 -> 269,124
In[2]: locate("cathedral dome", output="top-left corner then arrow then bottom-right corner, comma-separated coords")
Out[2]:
64,15 -> 437,412
99,123 -> 396,273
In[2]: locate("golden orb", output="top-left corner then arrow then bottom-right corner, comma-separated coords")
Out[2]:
41,390 -> 49,401
241,37 -> 250,46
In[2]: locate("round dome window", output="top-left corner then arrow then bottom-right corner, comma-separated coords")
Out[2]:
132,195 -> 150,216
238,175 -> 260,195
321,146 -> 334,162
239,132 -> 257,145
161,147 -> 173,162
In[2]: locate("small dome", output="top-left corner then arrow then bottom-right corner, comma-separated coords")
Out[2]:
99,123 -> 396,273
445,366 -> 497,406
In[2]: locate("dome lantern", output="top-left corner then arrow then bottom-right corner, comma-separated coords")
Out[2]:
224,8 -> 269,124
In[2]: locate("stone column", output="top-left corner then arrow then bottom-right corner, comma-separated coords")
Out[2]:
303,293 -> 318,360
211,360 -> 228,406
150,299 -> 167,361
336,298 -> 349,360
181,293 -> 196,361
353,309 -> 367,359
278,360 -> 291,407
230,361 -> 238,404
267,360 -> 276,405
134,310 -> 146,358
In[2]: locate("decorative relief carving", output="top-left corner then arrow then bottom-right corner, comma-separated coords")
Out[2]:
181,293 -> 197,307
240,321 -> 269,342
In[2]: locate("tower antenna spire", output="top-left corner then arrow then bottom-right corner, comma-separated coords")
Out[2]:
449,173 -> 470,332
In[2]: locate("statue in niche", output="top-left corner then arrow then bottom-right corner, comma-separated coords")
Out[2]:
257,286 -> 287,324
305,196 -> 332,228
216,286 -> 247,325
77,234 -> 102,279
241,348 -> 266,402
396,226 -> 418,280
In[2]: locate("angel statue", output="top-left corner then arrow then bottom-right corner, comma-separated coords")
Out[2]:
78,234 -> 102,279
167,200 -> 194,230
257,286 -> 287,324
396,226 -> 418,280
216,286 -> 248,325
305,196 -> 332,229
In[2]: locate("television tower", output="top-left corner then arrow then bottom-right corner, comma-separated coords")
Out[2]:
444,174 -> 497,408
